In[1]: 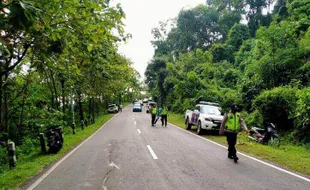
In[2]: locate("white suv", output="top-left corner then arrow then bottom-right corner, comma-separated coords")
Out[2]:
108,104 -> 119,113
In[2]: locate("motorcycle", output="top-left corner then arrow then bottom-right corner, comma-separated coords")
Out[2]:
46,126 -> 64,153
248,123 -> 280,147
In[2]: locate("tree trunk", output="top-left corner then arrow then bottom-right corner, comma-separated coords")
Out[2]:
19,93 -> 27,141
0,64 -> 2,132
92,98 -> 95,124
78,90 -> 84,122
49,69 -> 59,110
88,97 -> 92,124
61,79 -> 65,122
4,62 -> 9,134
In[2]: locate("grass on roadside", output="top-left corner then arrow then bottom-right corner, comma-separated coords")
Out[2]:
0,114 -> 114,190
169,113 -> 310,177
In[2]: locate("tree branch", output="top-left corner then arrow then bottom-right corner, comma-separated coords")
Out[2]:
2,44 -> 31,76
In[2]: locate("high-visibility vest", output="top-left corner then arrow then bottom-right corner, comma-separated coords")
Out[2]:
226,112 -> 240,131
162,108 -> 167,115
152,108 -> 157,115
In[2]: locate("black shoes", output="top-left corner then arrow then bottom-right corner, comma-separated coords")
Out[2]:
228,154 -> 239,163
234,156 -> 239,163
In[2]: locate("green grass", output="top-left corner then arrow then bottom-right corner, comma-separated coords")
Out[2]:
169,113 -> 310,177
0,114 -> 114,190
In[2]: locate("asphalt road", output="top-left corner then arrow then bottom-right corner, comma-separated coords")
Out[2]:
24,105 -> 310,190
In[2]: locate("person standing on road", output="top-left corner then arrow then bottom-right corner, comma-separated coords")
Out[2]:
219,104 -> 248,163
155,105 -> 163,124
151,105 -> 157,126
119,104 -> 123,112
161,106 -> 168,127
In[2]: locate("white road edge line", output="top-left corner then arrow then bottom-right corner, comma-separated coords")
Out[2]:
168,123 -> 310,183
147,145 -> 158,160
26,114 -> 119,190
137,129 -> 141,134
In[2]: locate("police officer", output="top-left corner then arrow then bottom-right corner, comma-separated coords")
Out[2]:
151,105 -> 157,126
161,106 -> 168,127
220,104 -> 248,163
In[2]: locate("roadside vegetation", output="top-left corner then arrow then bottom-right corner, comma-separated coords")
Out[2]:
0,113 -> 115,189
146,0 -> 310,175
169,113 -> 310,177
0,0 -> 141,188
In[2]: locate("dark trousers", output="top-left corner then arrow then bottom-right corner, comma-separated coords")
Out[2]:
151,114 -> 156,125
161,115 -> 167,126
225,132 -> 237,157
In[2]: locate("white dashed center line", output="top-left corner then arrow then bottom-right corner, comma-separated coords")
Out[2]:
134,121 -> 137,125
137,129 -> 141,134
147,145 -> 158,160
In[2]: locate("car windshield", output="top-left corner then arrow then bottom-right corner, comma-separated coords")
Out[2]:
201,106 -> 221,115
108,105 -> 116,108
134,104 -> 140,107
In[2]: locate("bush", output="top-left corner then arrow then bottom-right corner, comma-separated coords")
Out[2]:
0,147 -> 8,170
245,110 -> 263,128
253,86 -> 297,131
294,88 -> 310,143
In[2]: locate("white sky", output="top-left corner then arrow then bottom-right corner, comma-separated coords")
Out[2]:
112,0 -> 206,79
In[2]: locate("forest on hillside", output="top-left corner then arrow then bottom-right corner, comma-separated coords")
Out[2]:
145,0 -> 310,143
0,0 -> 141,164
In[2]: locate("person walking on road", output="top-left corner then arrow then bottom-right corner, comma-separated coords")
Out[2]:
155,105 -> 162,124
219,104 -> 248,163
161,106 -> 168,127
151,105 -> 157,126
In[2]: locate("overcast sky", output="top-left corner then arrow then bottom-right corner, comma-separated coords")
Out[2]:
112,0 -> 206,79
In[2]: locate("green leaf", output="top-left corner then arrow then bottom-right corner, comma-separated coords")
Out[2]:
87,44 -> 93,52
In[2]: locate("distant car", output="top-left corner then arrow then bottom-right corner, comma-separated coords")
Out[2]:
108,104 -> 119,113
146,101 -> 157,113
133,103 -> 142,112
143,98 -> 148,103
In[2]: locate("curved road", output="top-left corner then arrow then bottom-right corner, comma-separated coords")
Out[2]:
24,105 -> 310,190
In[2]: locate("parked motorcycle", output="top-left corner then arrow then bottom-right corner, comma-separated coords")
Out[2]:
248,123 -> 280,147
46,126 -> 64,153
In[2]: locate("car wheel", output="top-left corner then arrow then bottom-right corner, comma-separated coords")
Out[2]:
197,121 -> 203,135
186,118 -> 191,130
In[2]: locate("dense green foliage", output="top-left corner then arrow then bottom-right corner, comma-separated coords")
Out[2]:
0,0 -> 140,169
146,0 -> 310,142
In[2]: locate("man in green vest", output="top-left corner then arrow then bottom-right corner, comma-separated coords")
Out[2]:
161,106 -> 168,127
220,104 -> 248,163
151,105 -> 157,126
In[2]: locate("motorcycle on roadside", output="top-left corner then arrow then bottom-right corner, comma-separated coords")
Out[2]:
248,123 -> 280,147
46,125 -> 64,153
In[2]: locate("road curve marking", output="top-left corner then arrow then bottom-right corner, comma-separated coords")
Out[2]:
147,145 -> 158,160
137,129 -> 141,134
26,114 -> 119,190
168,123 -> 310,183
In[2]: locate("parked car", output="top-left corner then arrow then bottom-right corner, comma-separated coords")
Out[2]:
133,103 -> 142,112
146,101 -> 157,113
185,101 -> 223,135
108,104 -> 119,113
143,98 -> 148,103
